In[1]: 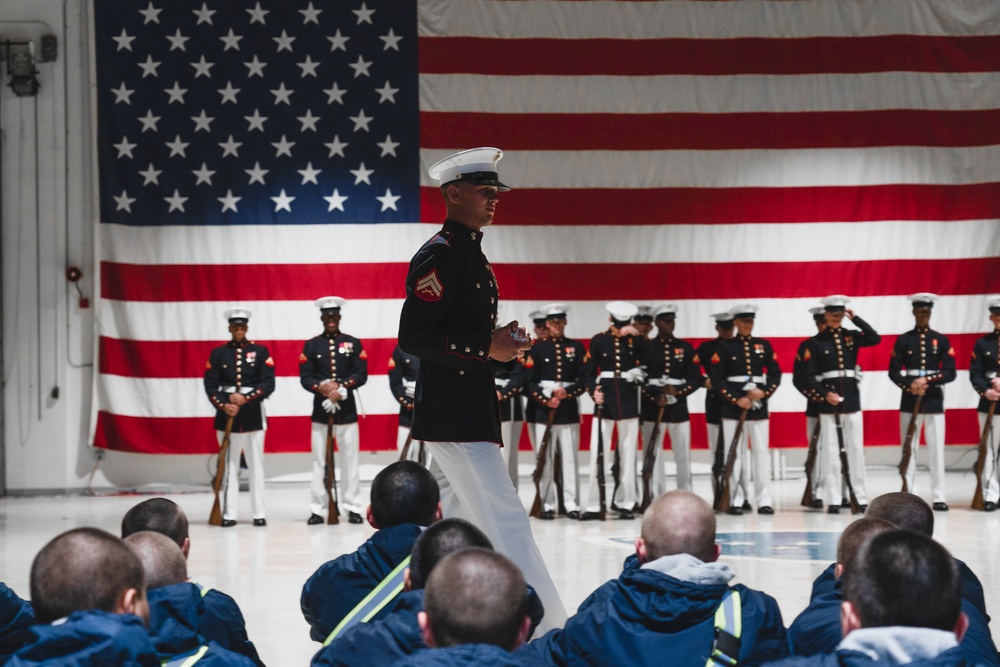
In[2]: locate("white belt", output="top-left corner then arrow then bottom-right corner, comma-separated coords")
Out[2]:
648,378 -> 687,387
726,375 -> 765,383
820,370 -> 856,379
988,372 -> 997,379
495,378 -> 510,388
904,370 -> 936,377
403,379 -> 416,389
219,386 -> 254,395
598,371 -> 619,379
540,380 -> 565,389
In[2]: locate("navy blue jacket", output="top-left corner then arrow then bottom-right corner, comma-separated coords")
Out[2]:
147,583 -> 257,667
709,335 -> 783,421
313,585 -> 545,667
969,331 -> 1000,413
585,330 -> 655,420
517,567 -> 788,666
302,523 -> 423,643
888,328 -> 956,413
8,610 -> 158,667
388,346 -> 420,428
640,334 -> 702,423
393,643 -> 524,666
0,584 -> 34,665
197,585 -> 264,666
769,645 -> 985,667
399,219 -> 502,443
801,318 -> 881,414
300,332 -> 368,424
694,338 -> 723,426
204,340 -> 275,432
494,359 -> 526,423
794,338 -> 822,419
527,336 -> 588,425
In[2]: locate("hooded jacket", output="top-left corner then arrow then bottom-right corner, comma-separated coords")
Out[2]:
7,610 -> 158,667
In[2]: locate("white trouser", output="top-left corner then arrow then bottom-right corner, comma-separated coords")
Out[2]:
900,412 -> 946,503
977,411 -> 1000,504
820,411 -> 868,507
806,416 -> 824,499
310,421 -> 362,516
500,420 -> 524,489
640,420 -> 692,494
218,430 -> 265,521
396,426 -> 431,467
721,418 -> 772,508
583,417 -> 638,511
533,422 -> 580,512
426,441 -> 568,633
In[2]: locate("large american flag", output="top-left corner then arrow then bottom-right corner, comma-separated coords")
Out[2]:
93,0 -> 1000,455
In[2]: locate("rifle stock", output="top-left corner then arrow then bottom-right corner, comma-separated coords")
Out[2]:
834,404 -> 863,514
972,401 -> 997,511
640,405 -> 666,513
596,406 -> 607,521
711,422 -> 725,509
800,418 -> 822,507
529,408 -> 558,518
714,408 -> 748,513
325,416 -> 340,525
209,415 -> 235,526
398,432 -> 414,462
899,395 -> 923,493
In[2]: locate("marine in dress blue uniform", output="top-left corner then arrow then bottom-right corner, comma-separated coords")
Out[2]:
708,304 -> 782,514
969,295 -> 1000,511
300,297 -> 369,525
581,300 -> 655,520
526,303 -> 587,518
888,293 -> 957,510
397,147 -> 567,632
203,308 -> 275,527
388,345 -> 422,461
793,306 -> 828,509
639,304 -> 703,495
801,295 -> 881,512
523,311 -> 552,455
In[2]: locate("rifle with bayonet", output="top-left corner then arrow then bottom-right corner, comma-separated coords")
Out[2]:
529,408 -> 558,518
972,400 -> 997,511
325,415 -> 340,524
640,404 -> 666,513
208,415 -> 235,526
714,408 -> 748,514
899,395 -> 923,492
800,418 -> 822,508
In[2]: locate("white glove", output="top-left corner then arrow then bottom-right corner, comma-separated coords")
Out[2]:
623,367 -> 647,384
322,399 -> 340,414
335,386 -> 348,400
855,364 -> 864,384
666,395 -> 678,405
403,380 -> 416,398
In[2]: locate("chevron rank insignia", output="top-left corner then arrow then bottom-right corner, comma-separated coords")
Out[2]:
416,269 -> 443,302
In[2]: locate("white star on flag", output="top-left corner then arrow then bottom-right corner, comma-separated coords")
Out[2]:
138,110 -> 161,132
271,83 -> 294,105
245,162 -> 269,185
350,109 -> 373,132
272,135 -> 295,157
112,82 -> 134,104
353,2 -> 375,25
166,29 -> 188,51
192,163 -> 215,185
137,55 -> 160,77
113,190 -> 136,212
218,190 -> 241,212
327,30 -> 349,52
350,162 -> 374,185
113,136 -> 137,158
245,56 -> 267,78
191,56 -> 214,78
245,109 -> 267,132
219,29 -> 242,51
271,189 -> 295,212
376,188 -> 400,211
324,189 -> 348,212
166,135 -> 189,157
164,189 -> 188,212
191,110 -> 213,132
218,82 -> 240,104
164,81 -> 187,104
298,163 -> 321,184
139,163 -> 162,185
349,55 -> 373,78
376,135 -> 400,157
297,110 -> 320,132
324,135 -> 348,157
219,135 -> 242,157
274,30 -> 295,52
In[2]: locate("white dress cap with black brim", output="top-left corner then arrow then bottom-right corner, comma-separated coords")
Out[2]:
654,303 -> 679,319
315,296 -> 347,312
427,147 -> 510,192
987,295 -> 1000,314
633,305 -> 654,323
541,303 -> 570,319
728,304 -> 759,320
820,294 -> 851,312
907,293 -> 938,309
809,306 -> 826,321
529,310 -> 547,325
606,300 -> 639,321
711,311 -> 734,324
223,307 -> 252,324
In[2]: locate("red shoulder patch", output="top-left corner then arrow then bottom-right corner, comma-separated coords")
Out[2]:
205,361 -> 212,370
298,353 -> 308,364
710,352 -> 720,363
948,347 -> 956,357
692,354 -> 700,365
359,350 -> 368,359
803,348 -> 811,361
415,269 -> 443,302
522,355 -> 534,368
388,357 -> 396,370
265,356 -> 274,367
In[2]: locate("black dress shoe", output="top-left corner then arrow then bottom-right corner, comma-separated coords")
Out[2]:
933,502 -> 949,512
540,510 -> 555,520
811,499 -> 824,509
726,507 -> 743,516
566,510 -> 580,520
578,511 -> 601,521
840,499 -> 851,508
307,514 -> 324,525
757,506 -> 774,515
741,500 -> 751,510
984,502 -> 997,512
253,518 -> 267,527
220,519 -> 237,528
858,504 -> 867,513
631,503 -> 642,514
827,506 -> 840,514
618,509 -> 634,520
348,512 -> 363,524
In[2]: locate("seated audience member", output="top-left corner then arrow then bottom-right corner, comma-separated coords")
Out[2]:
810,493 -> 987,620
788,518 -> 896,656
770,530 -> 982,667
8,527 -> 159,666
393,548 -> 531,666
302,461 -> 442,643
790,518 -> 997,666
122,497 -> 263,665
518,490 -> 789,666
0,583 -> 35,664
125,531 -> 256,666
313,518 -> 544,666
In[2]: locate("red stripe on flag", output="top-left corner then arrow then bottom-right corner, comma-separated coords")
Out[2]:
101,259 -> 1000,302
419,183 -> 1000,226
419,36 -> 1000,76
422,110 -> 1000,151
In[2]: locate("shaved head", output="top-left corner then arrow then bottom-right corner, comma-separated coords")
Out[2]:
837,518 -> 896,569
641,491 -> 716,563
124,531 -> 188,591
866,493 -> 933,536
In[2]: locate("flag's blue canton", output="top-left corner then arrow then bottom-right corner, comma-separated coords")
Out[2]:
95,0 -> 419,226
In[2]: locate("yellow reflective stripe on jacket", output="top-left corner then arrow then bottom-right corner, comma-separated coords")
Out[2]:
706,589 -> 742,667
323,555 -> 411,646
163,645 -> 209,667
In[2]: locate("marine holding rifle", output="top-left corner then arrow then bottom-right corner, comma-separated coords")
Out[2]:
203,307 -> 275,527
969,295 -> 1000,512
888,293 -> 956,511
801,295 -> 881,514
708,304 -> 782,515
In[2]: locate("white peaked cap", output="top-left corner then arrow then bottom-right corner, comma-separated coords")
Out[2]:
315,296 -> 347,311
606,300 -> 638,320
427,147 -> 510,191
